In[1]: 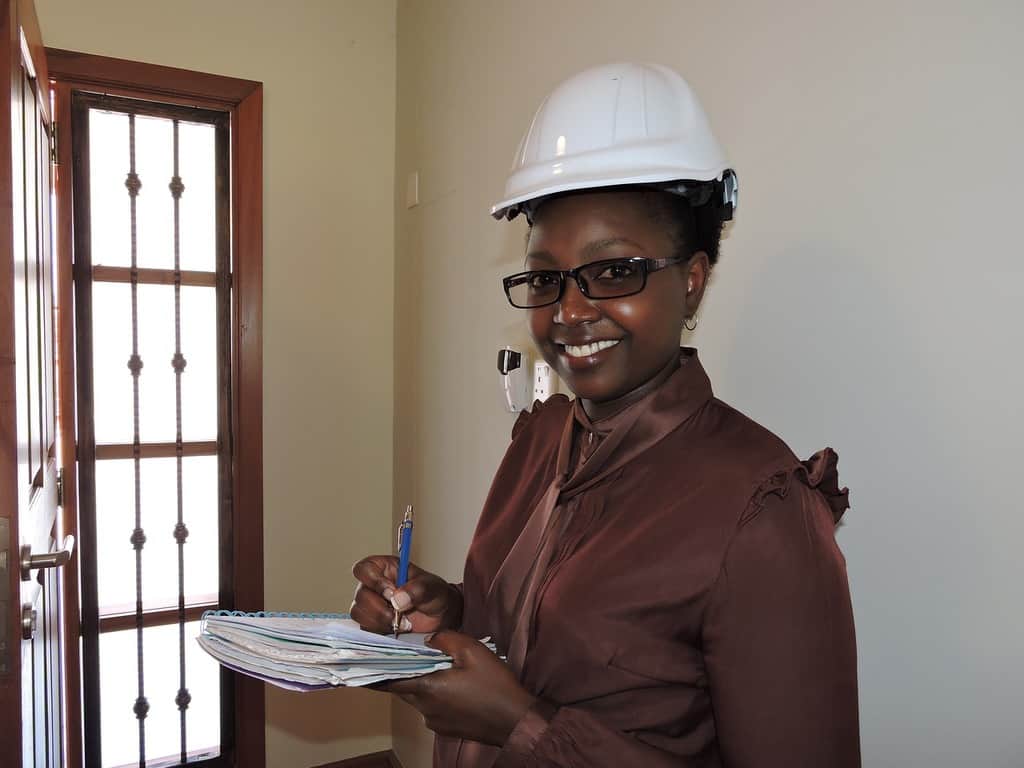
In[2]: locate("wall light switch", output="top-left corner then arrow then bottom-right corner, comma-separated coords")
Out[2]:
406,171 -> 420,208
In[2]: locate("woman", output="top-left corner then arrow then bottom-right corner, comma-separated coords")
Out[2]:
352,62 -> 859,767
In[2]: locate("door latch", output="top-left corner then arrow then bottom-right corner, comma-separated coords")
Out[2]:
21,604 -> 37,641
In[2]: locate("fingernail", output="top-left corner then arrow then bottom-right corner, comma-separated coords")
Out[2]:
390,592 -> 412,612
382,587 -> 395,600
399,616 -> 413,632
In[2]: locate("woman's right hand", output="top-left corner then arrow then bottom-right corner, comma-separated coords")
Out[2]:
350,556 -> 463,635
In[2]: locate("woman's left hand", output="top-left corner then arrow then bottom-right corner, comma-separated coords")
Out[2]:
385,630 -> 537,746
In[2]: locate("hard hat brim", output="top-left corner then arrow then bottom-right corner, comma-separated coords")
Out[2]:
491,168 -> 731,221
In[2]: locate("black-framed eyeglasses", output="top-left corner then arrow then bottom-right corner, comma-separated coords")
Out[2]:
502,256 -> 685,309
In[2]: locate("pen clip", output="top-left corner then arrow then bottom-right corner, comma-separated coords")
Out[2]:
396,505 -> 414,550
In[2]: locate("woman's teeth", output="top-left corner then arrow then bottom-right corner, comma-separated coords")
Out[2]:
563,340 -> 619,358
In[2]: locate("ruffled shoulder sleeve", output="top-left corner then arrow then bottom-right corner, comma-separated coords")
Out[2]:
704,446 -> 859,765
511,393 -> 572,441
741,447 -> 850,526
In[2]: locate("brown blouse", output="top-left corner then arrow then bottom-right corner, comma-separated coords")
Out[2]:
435,349 -> 859,767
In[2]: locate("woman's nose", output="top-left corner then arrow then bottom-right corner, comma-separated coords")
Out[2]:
554,277 -> 600,325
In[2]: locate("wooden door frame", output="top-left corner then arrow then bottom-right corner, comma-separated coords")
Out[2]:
48,49 -> 264,768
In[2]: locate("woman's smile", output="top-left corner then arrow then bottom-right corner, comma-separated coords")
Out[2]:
561,339 -> 620,359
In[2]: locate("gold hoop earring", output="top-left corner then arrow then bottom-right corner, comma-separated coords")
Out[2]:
684,316 -> 699,332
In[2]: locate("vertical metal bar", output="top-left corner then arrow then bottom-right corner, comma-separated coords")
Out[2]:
125,112 -> 149,767
170,118 -> 191,764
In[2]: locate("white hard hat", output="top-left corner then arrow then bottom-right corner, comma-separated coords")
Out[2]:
492,62 -> 737,223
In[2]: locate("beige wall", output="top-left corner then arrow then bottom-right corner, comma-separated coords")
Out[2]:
36,1 -> 397,766
394,2 -> 1024,767
32,1 -> 1024,765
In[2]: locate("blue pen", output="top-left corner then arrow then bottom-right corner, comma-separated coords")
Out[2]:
393,505 -> 414,636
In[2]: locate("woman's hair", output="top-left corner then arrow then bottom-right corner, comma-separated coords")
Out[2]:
640,188 -> 724,266
527,186 -> 725,266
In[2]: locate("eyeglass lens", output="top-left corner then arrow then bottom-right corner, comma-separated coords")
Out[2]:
505,258 -> 647,308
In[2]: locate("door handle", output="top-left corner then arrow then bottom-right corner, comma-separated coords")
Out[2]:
20,535 -> 75,581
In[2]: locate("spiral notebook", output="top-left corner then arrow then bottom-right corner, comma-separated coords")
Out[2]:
198,610 -> 492,692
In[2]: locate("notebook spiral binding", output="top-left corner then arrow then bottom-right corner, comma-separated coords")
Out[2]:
201,609 -> 349,621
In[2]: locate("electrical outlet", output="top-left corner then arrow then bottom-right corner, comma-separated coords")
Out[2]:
533,359 -> 555,402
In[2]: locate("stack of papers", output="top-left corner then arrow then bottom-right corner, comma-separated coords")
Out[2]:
198,612 -> 492,691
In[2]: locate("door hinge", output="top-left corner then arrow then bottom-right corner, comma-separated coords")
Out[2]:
56,467 -> 64,507
50,122 -> 59,166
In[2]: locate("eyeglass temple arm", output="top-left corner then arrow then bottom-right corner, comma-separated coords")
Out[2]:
647,255 -> 688,270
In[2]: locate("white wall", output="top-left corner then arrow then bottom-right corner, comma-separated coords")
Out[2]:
36,2 -> 398,766
393,2 -> 1024,767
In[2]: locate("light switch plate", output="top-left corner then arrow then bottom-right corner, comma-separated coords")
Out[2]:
533,359 -> 555,402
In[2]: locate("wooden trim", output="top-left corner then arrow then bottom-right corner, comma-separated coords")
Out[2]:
92,265 -> 218,287
313,750 -> 406,768
69,85 -> 103,768
54,79 -> 83,768
230,84 -> 264,768
93,440 -> 218,460
45,48 -> 259,108
98,602 -> 214,633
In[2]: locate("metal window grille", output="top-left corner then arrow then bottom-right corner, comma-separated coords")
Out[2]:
71,92 -> 233,768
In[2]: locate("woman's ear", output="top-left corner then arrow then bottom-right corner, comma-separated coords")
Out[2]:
685,251 -> 711,314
